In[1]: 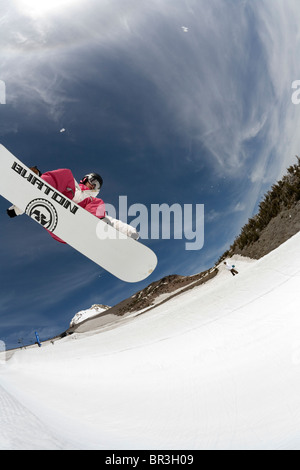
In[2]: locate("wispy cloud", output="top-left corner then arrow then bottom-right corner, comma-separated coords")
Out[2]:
3,0 -> 300,185
88,0 -> 300,185
4,255 -> 100,312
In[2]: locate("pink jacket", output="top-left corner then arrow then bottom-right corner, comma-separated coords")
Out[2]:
41,169 -> 105,244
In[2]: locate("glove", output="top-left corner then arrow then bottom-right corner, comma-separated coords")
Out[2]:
7,208 -> 17,218
103,215 -> 140,240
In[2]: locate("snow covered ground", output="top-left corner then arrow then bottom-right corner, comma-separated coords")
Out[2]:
1,232 -> 300,449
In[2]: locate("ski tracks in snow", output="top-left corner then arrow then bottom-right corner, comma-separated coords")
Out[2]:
0,381 -> 67,450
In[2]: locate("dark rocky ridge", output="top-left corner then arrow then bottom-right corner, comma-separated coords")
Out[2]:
67,268 -> 218,334
229,200 -> 300,260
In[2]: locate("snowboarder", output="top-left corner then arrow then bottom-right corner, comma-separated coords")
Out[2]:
224,261 -> 239,276
6,166 -> 139,242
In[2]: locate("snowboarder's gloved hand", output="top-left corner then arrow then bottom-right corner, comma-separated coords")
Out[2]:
7,208 -> 17,218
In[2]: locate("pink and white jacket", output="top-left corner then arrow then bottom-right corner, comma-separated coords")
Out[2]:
41,169 -> 106,216
10,168 -> 139,242
40,169 -> 106,243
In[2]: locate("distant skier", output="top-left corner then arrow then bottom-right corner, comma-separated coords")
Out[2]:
224,261 -> 239,276
6,166 -> 139,242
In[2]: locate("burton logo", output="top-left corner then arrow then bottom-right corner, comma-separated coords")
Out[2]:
12,161 -> 79,215
26,199 -> 58,232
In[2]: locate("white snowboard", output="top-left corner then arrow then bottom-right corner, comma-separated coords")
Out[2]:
0,144 -> 157,282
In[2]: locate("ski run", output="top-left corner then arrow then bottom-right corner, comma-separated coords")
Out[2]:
1,231 -> 300,449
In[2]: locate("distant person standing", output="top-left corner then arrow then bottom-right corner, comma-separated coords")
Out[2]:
224,261 -> 239,276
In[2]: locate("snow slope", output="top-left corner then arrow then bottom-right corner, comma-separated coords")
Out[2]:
1,232 -> 300,449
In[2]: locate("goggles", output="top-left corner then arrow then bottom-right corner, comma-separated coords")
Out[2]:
87,176 -> 101,191
83,174 -> 102,192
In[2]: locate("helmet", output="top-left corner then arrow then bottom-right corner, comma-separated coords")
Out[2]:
81,173 -> 103,191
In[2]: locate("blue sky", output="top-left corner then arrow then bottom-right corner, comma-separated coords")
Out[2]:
1,0 -> 300,349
